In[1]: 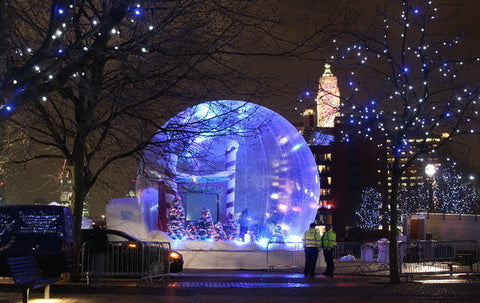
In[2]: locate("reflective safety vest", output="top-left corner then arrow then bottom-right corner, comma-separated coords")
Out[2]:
321,229 -> 337,250
302,228 -> 320,248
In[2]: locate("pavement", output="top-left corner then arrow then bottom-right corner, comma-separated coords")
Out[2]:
1,263 -> 479,303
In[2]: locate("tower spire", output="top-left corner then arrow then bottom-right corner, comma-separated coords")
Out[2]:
316,63 -> 340,128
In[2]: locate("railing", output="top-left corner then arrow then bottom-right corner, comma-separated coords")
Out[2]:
80,241 -> 171,282
334,242 -> 363,259
266,242 -> 304,269
266,241 -> 363,269
266,240 -> 480,278
398,240 -> 480,277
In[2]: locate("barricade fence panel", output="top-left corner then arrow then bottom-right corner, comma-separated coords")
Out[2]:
80,241 -> 171,280
266,242 -> 363,269
334,242 -> 362,259
266,242 -> 304,269
398,240 -> 480,276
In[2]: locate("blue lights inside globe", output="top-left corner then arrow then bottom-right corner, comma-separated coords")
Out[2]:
138,100 -> 320,240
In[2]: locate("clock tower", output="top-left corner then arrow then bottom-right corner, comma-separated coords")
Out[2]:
316,63 -> 340,128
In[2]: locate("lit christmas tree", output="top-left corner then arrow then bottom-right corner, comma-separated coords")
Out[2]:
213,221 -> 227,241
195,207 -> 214,240
434,165 -> 478,214
356,188 -> 383,230
223,212 -> 238,240
167,197 -> 186,240
398,185 -> 429,215
270,223 -> 285,243
397,162 -> 479,215
185,222 -> 197,240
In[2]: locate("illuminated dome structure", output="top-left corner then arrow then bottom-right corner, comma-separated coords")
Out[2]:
137,100 -> 319,240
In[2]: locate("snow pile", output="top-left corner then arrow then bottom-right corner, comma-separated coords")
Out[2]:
171,239 -> 265,251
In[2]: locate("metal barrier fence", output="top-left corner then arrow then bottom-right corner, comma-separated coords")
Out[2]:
266,242 -> 304,269
266,240 -> 480,277
266,241 -> 363,269
398,240 -> 480,277
80,241 -> 171,282
334,242 -> 362,259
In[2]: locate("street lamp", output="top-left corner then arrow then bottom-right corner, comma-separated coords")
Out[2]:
425,164 -> 436,211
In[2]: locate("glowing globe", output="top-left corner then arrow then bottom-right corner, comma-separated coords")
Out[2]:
137,100 -> 320,240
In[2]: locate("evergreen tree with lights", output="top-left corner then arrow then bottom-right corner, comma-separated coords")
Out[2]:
196,207 -> 214,240
213,221 -> 227,241
397,161 -> 479,215
434,164 -> 477,214
356,188 -> 383,230
398,185 -> 429,215
223,212 -> 237,240
327,1 -> 480,282
185,222 -> 197,240
167,197 -> 186,240
270,223 -> 285,243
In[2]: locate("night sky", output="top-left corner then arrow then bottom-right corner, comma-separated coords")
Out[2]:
4,0 -> 479,217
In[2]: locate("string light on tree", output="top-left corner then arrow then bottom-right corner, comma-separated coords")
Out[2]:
356,188 -> 383,230
331,0 -> 480,282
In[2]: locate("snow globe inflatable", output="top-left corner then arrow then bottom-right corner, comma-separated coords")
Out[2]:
137,100 -> 320,241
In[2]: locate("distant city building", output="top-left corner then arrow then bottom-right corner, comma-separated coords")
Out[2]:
59,160 -> 73,209
59,160 -> 90,217
295,65 -> 457,237
385,136 -> 446,198
296,64 -> 388,237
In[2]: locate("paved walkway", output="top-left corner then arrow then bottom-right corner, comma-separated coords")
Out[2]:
1,266 -> 479,303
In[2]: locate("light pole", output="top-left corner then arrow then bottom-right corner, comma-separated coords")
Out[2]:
425,164 -> 436,212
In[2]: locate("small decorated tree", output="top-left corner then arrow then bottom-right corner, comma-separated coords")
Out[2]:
167,197 -> 186,240
196,207 -> 214,240
213,221 -> 227,241
223,212 -> 237,240
185,222 -> 197,240
270,223 -> 285,243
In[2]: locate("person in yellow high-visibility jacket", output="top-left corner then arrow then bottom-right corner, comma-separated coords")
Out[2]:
302,223 -> 321,277
321,224 -> 337,277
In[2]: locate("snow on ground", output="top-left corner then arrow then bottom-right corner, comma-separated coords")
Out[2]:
168,238 -> 326,270
171,239 -> 267,251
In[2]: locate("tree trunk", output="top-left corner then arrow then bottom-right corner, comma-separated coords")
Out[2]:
388,160 -> 401,283
69,137 -> 90,282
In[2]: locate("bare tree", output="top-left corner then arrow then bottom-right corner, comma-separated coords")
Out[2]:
0,1 -> 343,279
326,0 -> 480,282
